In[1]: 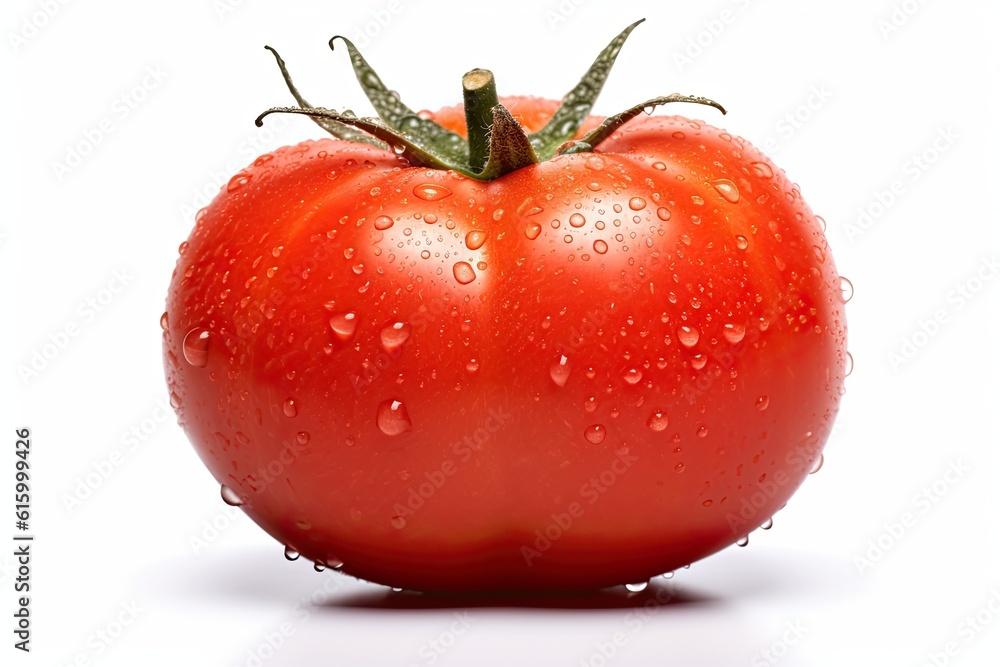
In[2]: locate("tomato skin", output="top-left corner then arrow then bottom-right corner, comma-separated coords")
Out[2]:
164,99 -> 846,592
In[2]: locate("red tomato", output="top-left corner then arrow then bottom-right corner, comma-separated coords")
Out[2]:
164,27 -> 847,592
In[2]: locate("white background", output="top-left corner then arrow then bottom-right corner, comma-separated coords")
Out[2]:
3,0 -> 1000,665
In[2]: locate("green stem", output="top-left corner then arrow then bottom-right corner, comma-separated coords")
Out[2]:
462,69 -> 499,173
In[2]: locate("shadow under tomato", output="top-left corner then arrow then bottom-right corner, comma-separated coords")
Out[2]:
324,578 -> 717,611
139,543 -> 858,613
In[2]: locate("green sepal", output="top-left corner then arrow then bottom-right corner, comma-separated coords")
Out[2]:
528,19 -> 645,161
571,94 -> 727,151
330,36 -> 469,164
264,46 -> 384,148
256,106 -> 492,179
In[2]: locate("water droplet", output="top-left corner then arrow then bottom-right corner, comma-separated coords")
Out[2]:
326,557 -> 345,570
839,277 -> 854,303
677,326 -> 700,348
413,183 -> 452,201
466,359 -> 480,373
169,392 -> 181,409
647,410 -> 669,432
550,355 -> 571,387
656,207 -> 671,221
329,312 -> 358,341
296,431 -> 310,445
661,571 -> 674,579
424,213 -> 439,224
374,215 -> 394,230
465,229 -> 487,250
585,156 -> 605,170
220,485 -> 244,506
453,261 -> 476,285
182,328 -> 211,367
674,462 -> 686,473
377,399 -> 412,436
284,545 -> 300,561
809,454 -> 824,474
283,399 -> 298,417
845,351 -> 854,377
712,179 -> 740,203
750,162 -> 773,178
816,215 -> 827,232
381,322 -> 411,353
702,499 -> 713,508
735,235 -> 749,250
652,161 -> 666,171
756,395 -> 770,411
628,197 -> 646,211
227,172 -> 252,192
313,561 -> 327,572
159,312 -> 169,331
557,140 -> 592,154
722,323 -> 746,344
736,536 -> 749,547
569,213 -> 586,228
696,425 -> 708,438
691,195 -> 704,206
761,517 -> 774,530
591,239 -> 609,255
391,516 -> 407,529
584,424 -> 607,444
525,223 -> 541,240
625,581 -> 648,592
623,368 -> 643,385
